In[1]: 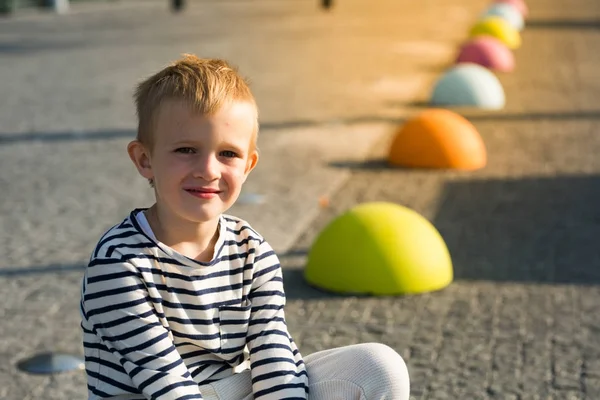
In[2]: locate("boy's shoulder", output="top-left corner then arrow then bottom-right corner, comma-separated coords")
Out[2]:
221,213 -> 265,243
90,209 -> 148,260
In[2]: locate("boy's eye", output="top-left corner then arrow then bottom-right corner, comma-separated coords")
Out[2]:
220,150 -> 238,158
175,147 -> 196,154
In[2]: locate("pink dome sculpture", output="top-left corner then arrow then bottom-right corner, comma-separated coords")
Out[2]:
456,37 -> 515,72
493,0 -> 528,18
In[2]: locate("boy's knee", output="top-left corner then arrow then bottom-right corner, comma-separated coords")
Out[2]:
352,343 -> 410,398
353,343 -> 405,371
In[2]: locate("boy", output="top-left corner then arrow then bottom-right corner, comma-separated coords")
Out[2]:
80,54 -> 410,399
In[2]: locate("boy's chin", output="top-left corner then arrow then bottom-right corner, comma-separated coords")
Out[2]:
184,205 -> 229,223
165,198 -> 234,222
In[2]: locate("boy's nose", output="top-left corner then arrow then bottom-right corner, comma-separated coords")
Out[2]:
194,154 -> 220,181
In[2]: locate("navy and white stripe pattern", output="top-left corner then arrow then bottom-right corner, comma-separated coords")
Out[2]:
80,209 -> 308,399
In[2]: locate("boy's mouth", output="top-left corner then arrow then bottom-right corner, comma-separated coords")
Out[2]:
184,187 -> 221,199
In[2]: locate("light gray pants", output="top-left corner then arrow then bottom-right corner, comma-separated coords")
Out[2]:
199,343 -> 410,400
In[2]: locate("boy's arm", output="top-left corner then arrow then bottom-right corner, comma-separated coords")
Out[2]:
246,241 -> 309,400
82,258 -> 203,400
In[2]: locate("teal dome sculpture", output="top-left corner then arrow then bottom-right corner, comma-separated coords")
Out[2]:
430,63 -> 506,109
481,3 -> 525,31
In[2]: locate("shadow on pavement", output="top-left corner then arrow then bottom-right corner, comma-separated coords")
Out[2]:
328,158 -> 447,172
328,158 -> 391,171
0,263 -> 84,277
0,129 -> 136,145
433,174 -> 600,284
0,40 -> 87,55
389,104 -> 600,122
0,115 -> 404,145
282,269 -> 348,300
463,110 -> 600,122
525,18 -> 600,30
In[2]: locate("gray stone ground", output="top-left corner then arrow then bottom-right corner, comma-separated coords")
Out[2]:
1,0 -> 599,399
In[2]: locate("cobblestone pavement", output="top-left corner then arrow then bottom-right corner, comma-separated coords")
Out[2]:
1,0 -> 599,399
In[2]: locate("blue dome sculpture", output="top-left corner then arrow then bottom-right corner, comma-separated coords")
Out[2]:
481,3 -> 525,31
430,63 -> 506,109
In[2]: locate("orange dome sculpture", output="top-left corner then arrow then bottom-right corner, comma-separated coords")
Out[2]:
388,109 -> 487,170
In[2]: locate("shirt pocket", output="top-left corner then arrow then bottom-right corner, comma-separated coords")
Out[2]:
218,303 -> 252,361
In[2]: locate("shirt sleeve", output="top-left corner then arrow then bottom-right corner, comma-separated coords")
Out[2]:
82,257 -> 203,400
246,240 -> 309,400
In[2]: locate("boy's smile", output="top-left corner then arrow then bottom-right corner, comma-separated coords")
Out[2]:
184,186 -> 222,199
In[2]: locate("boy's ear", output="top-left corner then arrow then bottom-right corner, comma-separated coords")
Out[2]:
127,140 -> 154,181
243,150 -> 259,177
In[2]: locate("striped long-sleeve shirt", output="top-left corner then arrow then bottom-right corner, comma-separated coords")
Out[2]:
80,208 -> 308,400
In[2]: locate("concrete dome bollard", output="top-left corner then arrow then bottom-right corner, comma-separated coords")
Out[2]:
456,36 -> 515,72
481,3 -> 525,31
304,202 -> 454,296
387,109 -> 487,170
469,16 -> 522,49
430,63 -> 506,109
493,0 -> 528,18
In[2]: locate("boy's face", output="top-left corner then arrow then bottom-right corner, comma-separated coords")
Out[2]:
130,99 -> 258,225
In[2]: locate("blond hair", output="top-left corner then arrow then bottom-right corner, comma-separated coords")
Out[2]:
134,54 -> 258,151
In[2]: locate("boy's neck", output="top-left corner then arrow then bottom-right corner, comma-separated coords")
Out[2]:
145,204 -> 220,263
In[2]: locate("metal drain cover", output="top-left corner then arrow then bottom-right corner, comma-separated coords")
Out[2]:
17,352 -> 84,374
